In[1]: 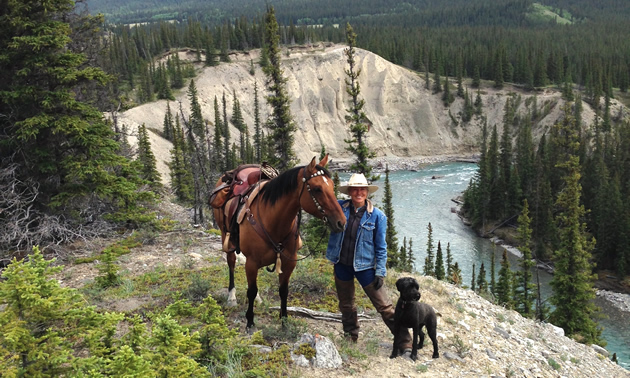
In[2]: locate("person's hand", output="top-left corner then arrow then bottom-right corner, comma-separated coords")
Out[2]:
373,276 -> 384,290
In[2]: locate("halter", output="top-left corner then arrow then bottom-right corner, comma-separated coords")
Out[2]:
300,167 -> 330,226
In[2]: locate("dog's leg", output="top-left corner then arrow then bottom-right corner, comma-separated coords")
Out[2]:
427,322 -> 439,358
410,325 -> 419,361
418,326 -> 425,349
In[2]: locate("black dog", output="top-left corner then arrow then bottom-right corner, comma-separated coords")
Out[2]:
390,277 -> 439,360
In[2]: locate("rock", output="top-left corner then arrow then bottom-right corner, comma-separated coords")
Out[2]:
443,351 -> 466,362
591,344 -> 610,357
547,323 -> 565,337
494,326 -> 510,339
292,333 -> 342,369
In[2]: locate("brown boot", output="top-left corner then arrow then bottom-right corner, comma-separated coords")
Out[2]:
363,278 -> 412,354
335,275 -> 359,342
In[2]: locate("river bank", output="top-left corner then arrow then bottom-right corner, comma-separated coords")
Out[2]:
336,155 -> 630,315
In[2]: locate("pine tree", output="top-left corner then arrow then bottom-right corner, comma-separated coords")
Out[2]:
169,117 -> 194,202
446,242 -> 454,281
549,109 -> 603,345
253,81 -> 263,162
423,223 -> 435,277
222,92 -> 232,170
471,263 -> 476,291
400,238 -> 409,272
0,248 -> 116,375
407,238 -> 415,272
496,250 -> 514,308
163,102 -> 175,141
490,248 -> 497,296
451,262 -> 463,287
262,6 -> 297,170
344,23 -> 376,179
442,76 -> 454,106
212,96 -> 224,171
515,199 -> 536,318
435,241 -> 445,280
383,165 -> 400,269
477,263 -> 488,294
0,0 -> 150,237
137,123 -> 162,188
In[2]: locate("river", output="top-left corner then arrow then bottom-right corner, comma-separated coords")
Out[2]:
340,162 -> 629,370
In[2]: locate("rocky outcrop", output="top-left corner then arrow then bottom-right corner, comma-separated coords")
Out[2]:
116,44 -> 625,185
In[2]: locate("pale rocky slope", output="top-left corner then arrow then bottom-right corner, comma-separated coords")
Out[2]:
115,43 -> 627,184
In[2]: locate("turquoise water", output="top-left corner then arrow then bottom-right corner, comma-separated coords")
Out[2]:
340,162 -> 629,369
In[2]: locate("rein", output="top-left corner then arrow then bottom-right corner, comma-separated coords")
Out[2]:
250,166 -> 332,273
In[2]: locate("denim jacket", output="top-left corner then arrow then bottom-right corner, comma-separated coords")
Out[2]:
326,199 -> 388,277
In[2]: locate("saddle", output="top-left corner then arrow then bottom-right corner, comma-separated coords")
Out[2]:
210,163 -> 278,252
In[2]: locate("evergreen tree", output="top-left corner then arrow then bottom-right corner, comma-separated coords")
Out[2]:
471,263 -> 476,291
169,117 -> 194,202
137,123 -> 162,188
253,81 -> 263,162
423,223 -> 435,277
262,6 -> 297,170
383,165 -> 400,269
451,262 -> 463,287
549,109 -> 603,345
477,263 -> 488,294
344,23 -> 375,179
496,250 -> 514,308
490,248 -> 497,296
472,64 -> 481,88
474,89 -> 484,115
435,241 -> 445,280
0,0 -> 151,243
407,238 -> 415,272
222,92 -> 232,170
212,96 -> 224,171
163,102 -> 175,141
442,76 -> 454,106
400,237 -> 409,272
446,242 -> 454,281
515,199 -> 536,318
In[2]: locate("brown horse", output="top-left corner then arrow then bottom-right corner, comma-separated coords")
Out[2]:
213,155 -> 346,329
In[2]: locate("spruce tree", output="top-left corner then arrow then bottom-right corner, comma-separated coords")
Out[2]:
213,96 -> 224,171
471,263 -> 476,291
423,223 -> 435,277
407,238 -> 415,272
490,248 -> 497,296
515,199 -> 536,318
262,6 -> 297,170
344,23 -> 375,179
549,110 -> 603,345
496,250 -> 514,308
137,123 -> 162,189
477,263 -> 488,294
383,165 -> 400,269
451,262 -> 463,287
435,241 -> 445,280
253,81 -> 263,162
163,102 -> 175,141
446,242 -> 454,281
0,0 -> 150,241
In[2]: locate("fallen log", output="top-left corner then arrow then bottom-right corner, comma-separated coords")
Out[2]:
270,306 -> 377,322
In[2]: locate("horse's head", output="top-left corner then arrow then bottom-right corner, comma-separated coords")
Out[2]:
300,155 -> 346,233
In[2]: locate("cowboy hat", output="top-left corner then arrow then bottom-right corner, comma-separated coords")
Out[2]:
339,173 -> 379,194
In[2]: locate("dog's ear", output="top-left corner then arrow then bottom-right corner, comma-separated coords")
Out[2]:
395,278 -> 403,292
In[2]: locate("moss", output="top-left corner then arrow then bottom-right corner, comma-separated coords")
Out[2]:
294,343 -> 316,359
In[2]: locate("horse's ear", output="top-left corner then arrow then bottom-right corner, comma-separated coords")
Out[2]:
318,153 -> 329,167
308,156 -> 317,171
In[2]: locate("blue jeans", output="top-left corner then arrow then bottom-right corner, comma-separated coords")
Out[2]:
334,263 -> 376,288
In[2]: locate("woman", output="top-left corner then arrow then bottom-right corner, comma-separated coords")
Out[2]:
326,173 -> 411,353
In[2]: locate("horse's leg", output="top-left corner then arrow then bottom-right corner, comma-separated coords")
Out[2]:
226,251 -> 237,307
245,259 -> 259,330
278,259 -> 297,326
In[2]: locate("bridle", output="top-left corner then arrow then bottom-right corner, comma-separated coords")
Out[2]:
256,166 -> 334,272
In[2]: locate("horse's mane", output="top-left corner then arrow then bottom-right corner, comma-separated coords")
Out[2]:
260,164 -> 331,206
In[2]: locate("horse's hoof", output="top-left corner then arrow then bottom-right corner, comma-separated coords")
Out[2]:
227,288 -> 237,307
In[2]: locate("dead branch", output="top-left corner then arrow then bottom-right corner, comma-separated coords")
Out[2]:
270,306 -> 377,323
